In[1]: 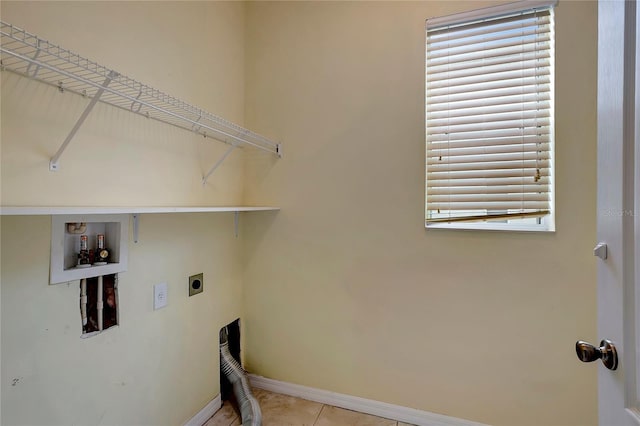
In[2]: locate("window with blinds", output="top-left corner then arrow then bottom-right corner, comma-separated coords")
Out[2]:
425,1 -> 555,230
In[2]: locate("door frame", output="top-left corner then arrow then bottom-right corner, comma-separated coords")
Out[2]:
597,0 -> 640,424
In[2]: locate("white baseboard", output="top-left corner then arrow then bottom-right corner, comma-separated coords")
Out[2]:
183,394 -> 222,426
248,374 -> 489,426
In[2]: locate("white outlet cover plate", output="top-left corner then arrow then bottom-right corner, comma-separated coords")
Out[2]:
154,282 -> 168,310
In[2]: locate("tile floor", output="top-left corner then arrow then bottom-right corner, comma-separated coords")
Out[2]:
204,388 -> 415,426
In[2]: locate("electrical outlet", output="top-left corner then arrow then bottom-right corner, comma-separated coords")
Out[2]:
189,273 -> 203,297
154,282 -> 168,310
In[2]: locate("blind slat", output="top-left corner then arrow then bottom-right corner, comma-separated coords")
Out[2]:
428,67 -> 550,90
427,168 -> 550,180
428,18 -> 551,48
429,13 -> 550,41
429,184 -> 550,195
429,159 -> 550,173
429,144 -> 549,160
427,117 -> 550,136
427,41 -> 550,68
428,201 -> 549,210
427,151 -> 550,165
428,193 -> 549,203
427,127 -> 550,143
429,75 -> 551,98
428,25 -> 551,56
428,50 -> 549,76
428,59 -> 551,86
427,176 -> 550,187
428,101 -> 551,120
427,3 -> 553,33
428,108 -> 550,128
428,142 -> 550,158
427,92 -> 550,113
428,32 -> 550,60
428,84 -> 551,105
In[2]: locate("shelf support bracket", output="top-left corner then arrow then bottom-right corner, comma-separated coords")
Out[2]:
133,214 -> 139,243
192,113 -> 203,133
234,211 -> 239,238
130,90 -> 143,113
49,70 -> 118,171
202,142 -> 237,185
25,42 -> 42,78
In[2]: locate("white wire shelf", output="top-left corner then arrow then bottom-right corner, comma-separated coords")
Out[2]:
0,20 -> 281,176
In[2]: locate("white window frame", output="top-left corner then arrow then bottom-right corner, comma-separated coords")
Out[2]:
425,0 -> 557,232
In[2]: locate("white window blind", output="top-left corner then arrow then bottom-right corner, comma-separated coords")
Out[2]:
426,2 -> 555,226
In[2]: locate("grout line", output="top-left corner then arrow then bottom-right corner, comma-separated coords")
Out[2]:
312,404 -> 326,425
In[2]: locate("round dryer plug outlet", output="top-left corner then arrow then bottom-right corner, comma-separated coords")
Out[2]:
189,273 -> 204,296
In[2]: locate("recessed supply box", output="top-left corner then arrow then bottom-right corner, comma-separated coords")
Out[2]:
50,214 -> 129,284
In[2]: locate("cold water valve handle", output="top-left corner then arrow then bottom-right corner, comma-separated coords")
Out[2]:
576,340 -> 618,370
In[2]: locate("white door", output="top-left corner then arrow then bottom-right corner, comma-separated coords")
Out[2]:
594,1 -> 640,425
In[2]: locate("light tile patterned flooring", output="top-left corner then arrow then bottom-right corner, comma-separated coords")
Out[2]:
204,389 -> 416,426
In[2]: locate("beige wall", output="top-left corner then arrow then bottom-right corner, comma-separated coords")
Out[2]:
1,1 -> 246,207
1,214 -> 243,425
242,2 -> 598,426
1,2 -> 247,425
1,1 -> 599,425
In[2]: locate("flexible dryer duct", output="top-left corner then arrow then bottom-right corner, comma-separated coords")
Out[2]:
220,331 -> 262,426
